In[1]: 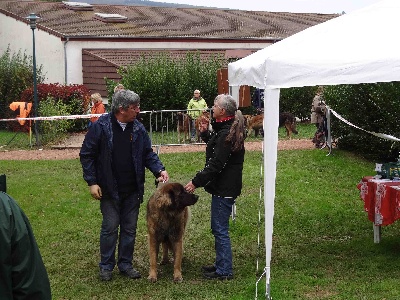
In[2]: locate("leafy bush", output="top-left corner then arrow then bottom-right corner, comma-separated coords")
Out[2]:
20,83 -> 91,131
0,46 -> 44,124
324,82 -> 400,162
280,86 -> 318,120
38,97 -> 72,145
105,52 -> 226,132
105,52 -> 226,110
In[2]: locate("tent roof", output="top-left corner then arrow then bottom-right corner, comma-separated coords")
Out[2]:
228,0 -> 400,89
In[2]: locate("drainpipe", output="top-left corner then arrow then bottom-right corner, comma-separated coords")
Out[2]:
63,37 -> 69,84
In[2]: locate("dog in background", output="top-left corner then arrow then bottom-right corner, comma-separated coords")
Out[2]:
279,112 -> 298,138
246,114 -> 264,137
176,112 -> 190,143
243,114 -> 253,129
146,182 -> 198,283
246,112 -> 298,138
194,111 -> 210,142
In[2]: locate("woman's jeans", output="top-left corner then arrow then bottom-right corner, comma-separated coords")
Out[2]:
211,195 -> 235,276
99,192 -> 140,272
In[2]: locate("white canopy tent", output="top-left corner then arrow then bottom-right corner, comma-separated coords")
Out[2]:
228,0 -> 400,297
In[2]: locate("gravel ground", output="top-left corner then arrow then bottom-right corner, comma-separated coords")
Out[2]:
0,133 -> 314,160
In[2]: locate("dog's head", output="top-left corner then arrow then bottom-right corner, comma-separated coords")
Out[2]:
196,112 -> 210,130
176,112 -> 186,123
243,114 -> 252,129
155,182 -> 198,211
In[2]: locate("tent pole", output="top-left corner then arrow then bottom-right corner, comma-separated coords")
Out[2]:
263,88 -> 280,299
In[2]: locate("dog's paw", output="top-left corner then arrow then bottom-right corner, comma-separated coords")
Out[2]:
147,275 -> 157,283
173,275 -> 183,283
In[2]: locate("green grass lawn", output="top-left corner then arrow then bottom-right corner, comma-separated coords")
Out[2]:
3,148 -> 400,299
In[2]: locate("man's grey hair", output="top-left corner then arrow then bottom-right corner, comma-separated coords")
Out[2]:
111,90 -> 140,114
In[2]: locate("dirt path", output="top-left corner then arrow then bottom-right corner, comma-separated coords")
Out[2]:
0,138 -> 313,160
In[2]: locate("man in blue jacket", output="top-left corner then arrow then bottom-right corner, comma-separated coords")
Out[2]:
80,90 -> 169,281
0,191 -> 52,299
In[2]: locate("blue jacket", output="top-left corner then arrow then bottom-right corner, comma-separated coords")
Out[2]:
79,113 -> 165,202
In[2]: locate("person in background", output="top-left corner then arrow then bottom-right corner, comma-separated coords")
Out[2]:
89,93 -> 106,127
311,87 -> 327,148
185,94 -> 246,280
80,90 -> 169,282
0,191 -> 52,300
310,87 -> 325,129
114,84 -> 125,93
187,89 -> 208,142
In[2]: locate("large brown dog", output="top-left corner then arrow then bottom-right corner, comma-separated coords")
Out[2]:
146,182 -> 198,283
176,112 -> 190,143
194,111 -> 210,142
246,112 -> 298,138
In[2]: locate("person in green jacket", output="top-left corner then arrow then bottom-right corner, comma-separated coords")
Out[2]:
187,89 -> 208,142
0,191 -> 51,300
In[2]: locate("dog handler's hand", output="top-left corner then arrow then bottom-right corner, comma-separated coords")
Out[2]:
185,181 -> 196,194
159,170 -> 169,183
89,184 -> 102,200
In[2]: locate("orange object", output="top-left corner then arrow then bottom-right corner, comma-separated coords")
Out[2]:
90,101 -> 105,123
9,102 -> 33,125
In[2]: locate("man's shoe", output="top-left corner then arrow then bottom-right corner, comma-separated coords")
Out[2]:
201,265 -> 216,273
203,271 -> 233,280
120,268 -> 141,279
99,269 -> 112,281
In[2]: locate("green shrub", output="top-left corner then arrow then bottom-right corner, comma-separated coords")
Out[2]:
105,51 -> 226,111
105,52 -> 226,132
0,46 -> 44,123
20,83 -> 91,132
280,86 -> 318,120
324,82 -> 400,162
38,97 -> 72,145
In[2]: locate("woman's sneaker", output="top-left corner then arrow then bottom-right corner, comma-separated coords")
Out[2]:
201,265 -> 216,273
203,271 -> 233,280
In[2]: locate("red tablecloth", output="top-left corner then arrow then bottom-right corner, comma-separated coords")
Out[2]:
357,176 -> 400,225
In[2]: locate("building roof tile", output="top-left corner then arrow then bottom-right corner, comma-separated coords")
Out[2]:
0,1 -> 338,40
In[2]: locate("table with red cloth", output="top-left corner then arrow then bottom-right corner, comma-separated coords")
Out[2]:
357,176 -> 400,243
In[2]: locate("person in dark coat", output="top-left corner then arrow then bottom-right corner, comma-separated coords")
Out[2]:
185,94 -> 246,280
80,90 -> 169,281
0,191 -> 52,300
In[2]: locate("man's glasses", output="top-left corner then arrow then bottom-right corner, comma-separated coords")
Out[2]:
128,104 -> 140,111
213,103 -> 223,110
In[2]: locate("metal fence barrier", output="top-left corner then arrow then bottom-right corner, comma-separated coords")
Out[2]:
143,108 -> 212,147
0,108 -> 212,150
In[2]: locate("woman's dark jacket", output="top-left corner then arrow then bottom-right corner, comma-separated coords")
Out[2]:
79,113 -> 165,202
192,118 -> 245,198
